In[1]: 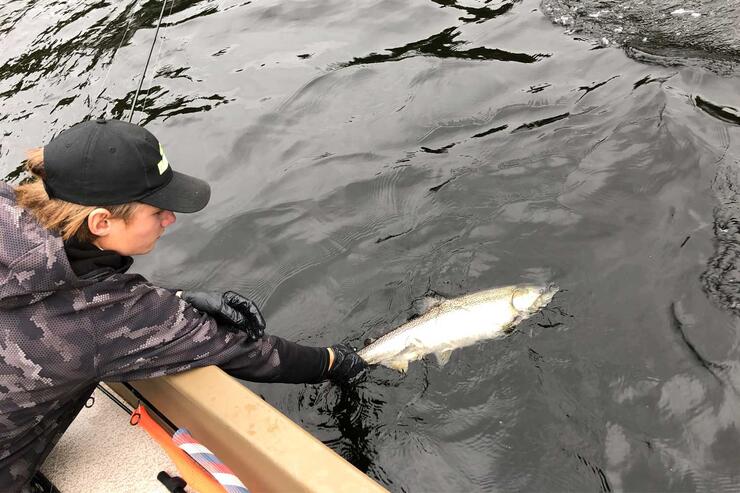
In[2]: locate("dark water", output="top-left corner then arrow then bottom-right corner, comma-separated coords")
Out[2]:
2,0 -> 740,490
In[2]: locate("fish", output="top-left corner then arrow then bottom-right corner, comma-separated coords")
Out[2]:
357,284 -> 558,372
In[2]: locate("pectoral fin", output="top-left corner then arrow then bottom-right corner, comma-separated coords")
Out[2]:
434,350 -> 453,367
386,359 -> 410,373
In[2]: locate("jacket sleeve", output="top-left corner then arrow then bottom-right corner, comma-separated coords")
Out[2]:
92,274 -> 329,383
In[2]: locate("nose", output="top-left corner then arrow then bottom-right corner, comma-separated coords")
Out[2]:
161,210 -> 176,228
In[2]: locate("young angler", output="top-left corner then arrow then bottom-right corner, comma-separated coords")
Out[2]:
0,119 -> 366,492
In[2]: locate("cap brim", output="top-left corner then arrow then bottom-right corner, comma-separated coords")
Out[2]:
140,171 -> 211,213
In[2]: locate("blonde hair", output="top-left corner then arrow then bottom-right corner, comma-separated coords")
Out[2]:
14,148 -> 139,242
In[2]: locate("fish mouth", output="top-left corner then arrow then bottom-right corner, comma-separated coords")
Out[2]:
534,284 -> 558,308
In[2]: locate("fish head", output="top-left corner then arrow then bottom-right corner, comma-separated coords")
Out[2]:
511,284 -> 559,314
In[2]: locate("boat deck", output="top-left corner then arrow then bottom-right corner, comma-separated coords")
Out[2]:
41,385 -> 175,492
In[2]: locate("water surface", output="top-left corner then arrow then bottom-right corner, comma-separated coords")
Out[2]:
2,0 -> 740,490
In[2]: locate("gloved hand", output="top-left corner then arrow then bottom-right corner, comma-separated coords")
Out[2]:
179,290 -> 265,341
327,344 -> 367,382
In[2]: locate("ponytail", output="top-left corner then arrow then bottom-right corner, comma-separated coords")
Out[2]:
14,148 -> 138,242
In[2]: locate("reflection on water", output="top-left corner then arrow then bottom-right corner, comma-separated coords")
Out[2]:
2,0 -> 740,490
343,26 -> 550,66
108,85 -> 230,125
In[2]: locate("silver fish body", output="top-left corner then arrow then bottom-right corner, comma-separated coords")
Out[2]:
357,284 -> 558,372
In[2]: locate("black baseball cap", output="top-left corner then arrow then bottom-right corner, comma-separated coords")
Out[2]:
43,119 -> 210,213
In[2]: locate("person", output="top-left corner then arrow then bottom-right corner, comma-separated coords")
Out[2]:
0,119 -> 367,492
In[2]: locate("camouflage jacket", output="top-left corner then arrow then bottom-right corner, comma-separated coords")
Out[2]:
0,181 -> 329,492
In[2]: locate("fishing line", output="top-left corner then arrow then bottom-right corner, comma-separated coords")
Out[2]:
135,0 -> 176,125
88,0 -> 141,117
127,0 -> 170,123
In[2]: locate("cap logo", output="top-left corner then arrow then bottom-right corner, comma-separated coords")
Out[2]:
157,144 -> 169,175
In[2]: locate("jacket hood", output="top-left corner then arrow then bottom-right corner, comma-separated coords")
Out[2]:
0,181 -> 80,309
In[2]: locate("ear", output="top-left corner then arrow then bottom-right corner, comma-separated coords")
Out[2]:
87,208 -> 113,236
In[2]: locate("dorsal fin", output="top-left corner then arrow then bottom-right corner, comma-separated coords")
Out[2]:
411,292 -> 445,315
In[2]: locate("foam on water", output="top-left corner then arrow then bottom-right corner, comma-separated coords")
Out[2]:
541,0 -> 740,71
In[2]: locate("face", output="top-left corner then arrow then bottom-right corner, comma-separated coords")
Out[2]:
92,204 -> 176,255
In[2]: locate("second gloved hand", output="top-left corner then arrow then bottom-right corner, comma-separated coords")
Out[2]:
179,290 -> 265,341
327,344 -> 367,382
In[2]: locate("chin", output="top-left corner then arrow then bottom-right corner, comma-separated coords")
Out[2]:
132,244 -> 157,256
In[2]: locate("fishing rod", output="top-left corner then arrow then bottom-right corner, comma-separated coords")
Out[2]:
90,0 -> 173,411
90,2 -> 174,413
127,0 -> 171,123
88,7 -> 253,491
93,382 -> 179,432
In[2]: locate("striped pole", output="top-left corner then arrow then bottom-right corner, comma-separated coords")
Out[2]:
172,428 -> 250,493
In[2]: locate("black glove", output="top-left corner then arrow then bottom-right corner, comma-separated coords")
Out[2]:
327,344 -> 367,382
179,290 -> 266,341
